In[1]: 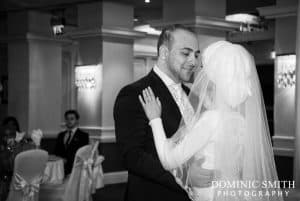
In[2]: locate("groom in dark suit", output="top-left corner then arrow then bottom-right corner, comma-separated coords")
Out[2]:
114,24 -> 214,201
54,110 -> 89,175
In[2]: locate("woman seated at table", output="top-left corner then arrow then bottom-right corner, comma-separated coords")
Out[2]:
0,116 -> 43,201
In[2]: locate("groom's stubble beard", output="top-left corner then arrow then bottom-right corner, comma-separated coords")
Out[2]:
157,57 -> 182,83
168,58 -> 195,83
157,47 -> 197,83
168,49 -> 198,83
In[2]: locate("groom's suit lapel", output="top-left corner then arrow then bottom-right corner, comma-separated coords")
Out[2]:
148,70 -> 183,138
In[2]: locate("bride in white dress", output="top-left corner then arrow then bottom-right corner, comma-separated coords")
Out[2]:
139,41 -> 283,201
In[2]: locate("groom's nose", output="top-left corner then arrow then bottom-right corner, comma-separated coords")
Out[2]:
187,54 -> 198,68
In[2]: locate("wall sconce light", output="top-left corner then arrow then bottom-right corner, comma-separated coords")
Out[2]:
276,54 -> 296,88
75,65 -> 99,90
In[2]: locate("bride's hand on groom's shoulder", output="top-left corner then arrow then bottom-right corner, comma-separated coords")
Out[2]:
139,87 -> 161,121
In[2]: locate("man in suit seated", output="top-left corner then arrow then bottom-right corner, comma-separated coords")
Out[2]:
54,110 -> 89,175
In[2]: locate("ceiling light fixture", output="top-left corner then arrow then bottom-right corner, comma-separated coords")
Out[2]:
271,51 -> 276,59
134,24 -> 161,35
145,0 -> 150,3
226,13 -> 267,32
51,16 -> 65,35
50,9 -> 66,36
226,13 -> 259,24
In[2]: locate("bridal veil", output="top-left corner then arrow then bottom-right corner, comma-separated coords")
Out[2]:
171,41 -> 283,201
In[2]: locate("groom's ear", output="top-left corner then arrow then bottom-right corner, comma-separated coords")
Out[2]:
159,45 -> 169,60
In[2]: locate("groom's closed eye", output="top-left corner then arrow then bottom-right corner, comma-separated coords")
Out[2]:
181,48 -> 200,59
182,52 -> 190,57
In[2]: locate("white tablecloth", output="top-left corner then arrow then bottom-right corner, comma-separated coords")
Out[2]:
43,155 -> 64,184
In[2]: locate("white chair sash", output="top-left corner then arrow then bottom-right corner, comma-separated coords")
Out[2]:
91,156 -> 105,192
14,173 -> 42,201
64,142 -> 104,201
76,157 -> 93,201
74,154 -> 105,201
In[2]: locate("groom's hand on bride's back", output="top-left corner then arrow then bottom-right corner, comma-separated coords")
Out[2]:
189,158 -> 215,188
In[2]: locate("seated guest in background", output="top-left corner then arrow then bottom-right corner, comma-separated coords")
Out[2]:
0,116 -> 39,201
0,118 -> 14,201
1,116 -> 41,153
1,116 -> 22,147
31,129 -> 43,148
54,110 -> 89,175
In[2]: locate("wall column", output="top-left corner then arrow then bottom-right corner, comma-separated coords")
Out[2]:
7,11 -> 66,136
71,2 -> 144,140
157,0 -> 227,51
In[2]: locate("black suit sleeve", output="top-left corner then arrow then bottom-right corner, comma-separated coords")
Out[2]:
80,131 -> 89,146
54,132 -> 64,157
114,88 -> 182,192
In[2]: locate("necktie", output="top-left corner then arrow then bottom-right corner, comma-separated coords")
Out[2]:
65,130 -> 72,147
169,84 -> 194,124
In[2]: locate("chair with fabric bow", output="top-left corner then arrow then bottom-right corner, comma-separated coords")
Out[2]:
6,149 -> 48,201
39,141 -> 104,201
63,141 -> 104,201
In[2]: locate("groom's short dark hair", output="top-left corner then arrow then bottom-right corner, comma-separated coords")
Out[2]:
157,24 -> 195,56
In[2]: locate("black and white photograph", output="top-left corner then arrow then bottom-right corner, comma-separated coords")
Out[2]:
0,0 -> 299,201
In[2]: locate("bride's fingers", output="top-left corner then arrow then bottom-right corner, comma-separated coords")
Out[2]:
143,90 -> 149,103
202,181 -> 212,188
156,97 -> 161,107
145,88 -> 152,102
138,95 -> 146,107
148,87 -> 155,99
148,88 -> 155,102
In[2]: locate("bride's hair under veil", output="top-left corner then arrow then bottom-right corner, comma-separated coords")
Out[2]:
170,41 -> 283,201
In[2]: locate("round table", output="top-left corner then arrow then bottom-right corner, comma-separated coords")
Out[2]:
43,155 -> 64,184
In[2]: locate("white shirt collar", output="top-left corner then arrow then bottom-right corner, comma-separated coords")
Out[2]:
67,127 -> 78,134
153,65 -> 180,87
72,127 -> 78,134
